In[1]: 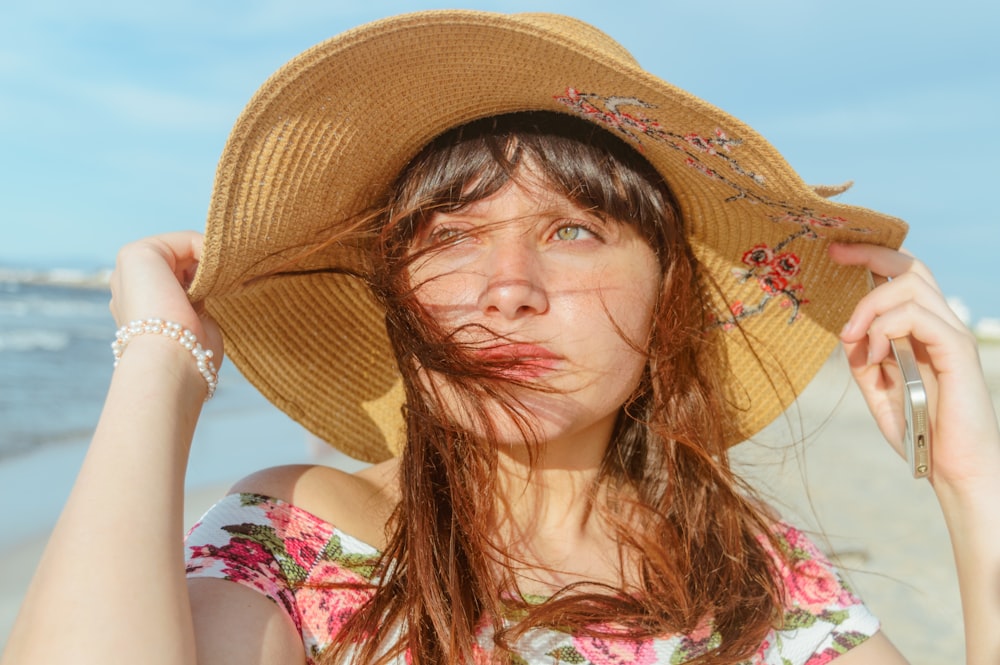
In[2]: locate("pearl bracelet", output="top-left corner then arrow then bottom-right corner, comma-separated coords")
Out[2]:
111,319 -> 218,400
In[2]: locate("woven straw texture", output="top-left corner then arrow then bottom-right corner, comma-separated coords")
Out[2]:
189,10 -> 907,463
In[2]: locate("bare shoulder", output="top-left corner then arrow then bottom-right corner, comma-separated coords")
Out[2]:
230,458 -> 400,550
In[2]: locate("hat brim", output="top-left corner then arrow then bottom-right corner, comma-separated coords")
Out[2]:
189,10 -> 906,463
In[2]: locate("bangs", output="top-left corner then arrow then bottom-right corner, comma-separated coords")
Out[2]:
385,112 -> 680,256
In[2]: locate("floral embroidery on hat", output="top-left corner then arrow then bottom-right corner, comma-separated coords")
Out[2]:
554,88 -> 662,145
710,228 -> 816,329
683,129 -> 765,185
556,86 -> 875,332
772,211 -> 872,237
555,88 -> 765,186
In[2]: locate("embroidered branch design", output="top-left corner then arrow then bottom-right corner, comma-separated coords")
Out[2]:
555,88 -> 765,186
555,87 -> 876,329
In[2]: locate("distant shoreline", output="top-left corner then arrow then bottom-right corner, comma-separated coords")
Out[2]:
0,267 -> 110,290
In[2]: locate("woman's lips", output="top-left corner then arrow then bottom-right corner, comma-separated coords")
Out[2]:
473,344 -> 561,378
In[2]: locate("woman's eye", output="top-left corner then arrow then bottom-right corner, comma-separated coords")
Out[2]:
553,224 -> 594,241
428,227 -> 466,244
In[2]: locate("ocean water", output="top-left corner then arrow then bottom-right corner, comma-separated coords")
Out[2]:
0,277 -> 305,462
0,280 -> 354,654
0,280 -> 114,459
0,275 -> 345,549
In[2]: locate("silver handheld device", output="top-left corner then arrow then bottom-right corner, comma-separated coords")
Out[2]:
867,271 -> 931,478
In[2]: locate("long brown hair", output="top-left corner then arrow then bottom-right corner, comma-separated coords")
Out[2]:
320,112 -> 784,664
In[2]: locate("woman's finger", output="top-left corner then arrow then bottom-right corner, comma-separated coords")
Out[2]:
108,231 -> 208,330
843,271 -> 968,343
828,242 -> 941,289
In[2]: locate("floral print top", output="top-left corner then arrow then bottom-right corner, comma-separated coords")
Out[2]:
185,493 -> 879,664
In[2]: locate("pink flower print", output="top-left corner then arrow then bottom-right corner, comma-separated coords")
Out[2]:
220,539 -> 276,574
285,537 -> 321,570
264,502 -> 325,542
187,543 -> 215,559
309,558 -> 369,586
784,557 -> 850,614
184,546 -> 213,575
687,617 -> 714,644
296,582 -> 374,642
752,637 -> 772,664
730,301 -> 745,317
804,647 -> 841,665
572,635 -> 656,665
469,644 -> 492,665
764,527 -> 863,618
742,244 -> 774,267
211,538 -> 285,597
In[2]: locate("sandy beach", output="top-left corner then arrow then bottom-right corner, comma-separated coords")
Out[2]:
1,344 -> 997,663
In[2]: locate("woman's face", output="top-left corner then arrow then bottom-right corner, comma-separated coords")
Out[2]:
408,167 -> 661,459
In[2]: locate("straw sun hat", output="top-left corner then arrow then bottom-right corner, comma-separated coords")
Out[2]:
188,10 -> 907,463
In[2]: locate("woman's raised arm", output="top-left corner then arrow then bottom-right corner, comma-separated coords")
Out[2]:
832,242 -> 1000,665
0,232 -> 293,665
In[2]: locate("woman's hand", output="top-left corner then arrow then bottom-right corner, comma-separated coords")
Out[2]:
109,230 -> 223,367
830,242 -> 1000,494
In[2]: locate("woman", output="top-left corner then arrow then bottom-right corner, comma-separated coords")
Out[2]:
3,11 -> 998,665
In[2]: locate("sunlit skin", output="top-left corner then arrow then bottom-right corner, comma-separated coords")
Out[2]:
407,169 -> 662,474
403,169 -> 663,590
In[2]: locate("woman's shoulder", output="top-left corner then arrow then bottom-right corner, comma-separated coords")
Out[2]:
227,459 -> 400,551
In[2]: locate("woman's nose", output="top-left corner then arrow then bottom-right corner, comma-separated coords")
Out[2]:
476,241 -> 548,320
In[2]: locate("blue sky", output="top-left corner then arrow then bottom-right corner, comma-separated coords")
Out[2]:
1,1 -> 997,321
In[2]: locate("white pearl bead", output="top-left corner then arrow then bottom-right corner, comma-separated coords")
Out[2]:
111,319 -> 218,401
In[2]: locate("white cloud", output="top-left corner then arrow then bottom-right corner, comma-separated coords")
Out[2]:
947,298 -> 972,327
974,318 -> 1000,341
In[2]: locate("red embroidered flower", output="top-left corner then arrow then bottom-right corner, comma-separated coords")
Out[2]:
684,133 -> 716,155
742,244 -> 773,267
772,252 -> 801,276
730,301 -> 744,317
757,273 -> 788,295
